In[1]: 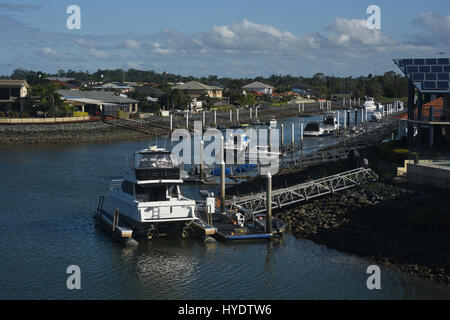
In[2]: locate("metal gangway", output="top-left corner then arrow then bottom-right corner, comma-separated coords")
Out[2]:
280,147 -> 359,168
225,167 -> 378,214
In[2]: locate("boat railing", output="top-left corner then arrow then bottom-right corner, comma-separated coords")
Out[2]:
109,179 -> 123,190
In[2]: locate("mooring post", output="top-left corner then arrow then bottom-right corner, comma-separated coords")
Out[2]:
200,140 -> 204,181
220,136 -> 226,214
343,110 -> 347,130
202,111 -> 205,129
336,110 -> 340,132
266,172 -> 272,234
268,126 -> 272,153
300,122 -> 304,158
280,123 -> 284,147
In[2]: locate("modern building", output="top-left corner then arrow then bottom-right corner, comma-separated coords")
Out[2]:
242,82 -> 273,95
56,90 -> 139,115
173,81 -> 223,99
0,80 -> 30,113
394,58 -> 450,148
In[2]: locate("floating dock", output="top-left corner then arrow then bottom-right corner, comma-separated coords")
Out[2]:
195,212 -> 274,241
93,208 -> 138,247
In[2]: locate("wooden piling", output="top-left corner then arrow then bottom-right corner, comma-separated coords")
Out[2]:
266,172 -> 272,234
220,136 -> 225,213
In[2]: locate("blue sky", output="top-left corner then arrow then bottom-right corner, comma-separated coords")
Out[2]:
1,0 -> 449,77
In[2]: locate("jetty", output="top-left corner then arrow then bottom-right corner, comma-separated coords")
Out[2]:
226,167 -> 378,214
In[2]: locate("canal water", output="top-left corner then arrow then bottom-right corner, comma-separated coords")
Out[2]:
1,119 -> 449,299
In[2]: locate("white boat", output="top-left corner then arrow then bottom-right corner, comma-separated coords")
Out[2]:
370,111 -> 382,122
363,97 -> 377,111
267,117 -> 277,127
303,122 -> 325,137
108,145 -> 197,237
322,112 -> 338,133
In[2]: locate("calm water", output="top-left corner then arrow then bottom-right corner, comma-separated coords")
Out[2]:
1,121 -> 450,299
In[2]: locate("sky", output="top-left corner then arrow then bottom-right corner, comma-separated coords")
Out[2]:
1,0 -> 449,78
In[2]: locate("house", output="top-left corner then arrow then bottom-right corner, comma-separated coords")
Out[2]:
173,81 -> 223,99
242,82 -> 273,95
0,79 -> 30,113
56,90 -> 139,115
394,57 -> 450,147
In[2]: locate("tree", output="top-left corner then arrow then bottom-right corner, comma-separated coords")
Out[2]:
366,81 -> 383,98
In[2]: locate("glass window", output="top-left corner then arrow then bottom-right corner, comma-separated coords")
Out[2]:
121,180 -> 134,195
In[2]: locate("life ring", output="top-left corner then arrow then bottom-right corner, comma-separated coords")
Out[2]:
215,197 -> 221,208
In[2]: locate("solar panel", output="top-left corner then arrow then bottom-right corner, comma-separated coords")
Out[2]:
431,66 -> 443,72
423,82 -> 436,89
395,58 -> 450,92
402,59 -> 413,66
437,82 -> 449,89
412,73 -> 425,81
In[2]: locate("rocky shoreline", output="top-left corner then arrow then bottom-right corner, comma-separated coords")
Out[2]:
0,121 -> 150,145
276,182 -> 450,285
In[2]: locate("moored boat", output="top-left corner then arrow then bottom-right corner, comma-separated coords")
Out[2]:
107,145 -> 197,238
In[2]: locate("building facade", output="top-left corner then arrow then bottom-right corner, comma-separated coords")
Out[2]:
394,58 -> 450,148
242,82 -> 273,95
0,80 -> 30,113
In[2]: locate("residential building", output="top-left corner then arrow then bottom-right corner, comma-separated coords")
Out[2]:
394,57 -> 450,148
242,82 -> 273,95
0,80 -> 30,113
173,81 -> 223,99
56,90 -> 139,115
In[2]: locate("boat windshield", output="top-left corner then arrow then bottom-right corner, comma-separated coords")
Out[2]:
305,123 -> 320,131
135,153 -> 174,169
324,117 -> 335,125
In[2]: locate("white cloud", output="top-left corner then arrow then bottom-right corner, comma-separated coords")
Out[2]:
124,39 -> 141,49
152,42 -> 174,55
88,48 -> 109,59
413,12 -> 450,45
325,18 -> 395,47
37,46 -> 58,56
199,19 -> 298,52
